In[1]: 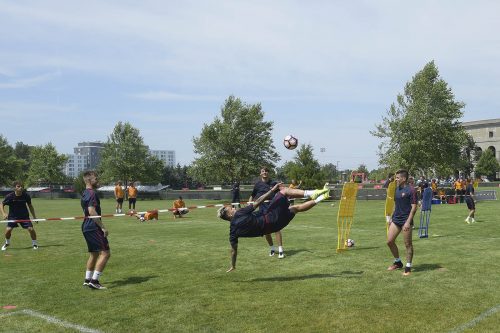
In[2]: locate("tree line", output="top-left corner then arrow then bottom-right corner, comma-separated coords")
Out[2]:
1,61 -> 498,190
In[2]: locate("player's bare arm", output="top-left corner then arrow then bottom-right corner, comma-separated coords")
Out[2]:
88,205 -> 108,237
253,182 -> 282,210
227,243 -> 238,273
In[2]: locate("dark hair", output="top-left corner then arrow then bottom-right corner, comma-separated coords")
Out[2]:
396,169 -> 409,180
217,206 -> 231,221
12,180 -> 23,187
178,196 -> 183,200
260,167 -> 270,172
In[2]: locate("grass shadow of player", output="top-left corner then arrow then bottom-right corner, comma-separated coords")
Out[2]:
281,248 -> 312,257
413,263 -> 445,272
242,271 -> 363,282
20,244 -> 65,250
349,246 -> 379,251
108,275 -> 159,287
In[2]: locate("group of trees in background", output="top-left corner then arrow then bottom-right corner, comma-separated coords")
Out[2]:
1,62 -> 499,190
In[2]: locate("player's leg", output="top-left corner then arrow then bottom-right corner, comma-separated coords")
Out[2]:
27,226 -> 38,249
402,223 -> 413,275
281,183 -> 329,200
264,234 -> 275,256
386,223 -> 403,270
275,231 -> 284,258
84,252 -> 99,286
1,226 -> 13,250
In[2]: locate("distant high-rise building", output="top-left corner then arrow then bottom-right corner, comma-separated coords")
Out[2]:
149,149 -> 176,167
63,142 -> 176,178
63,142 -> 105,178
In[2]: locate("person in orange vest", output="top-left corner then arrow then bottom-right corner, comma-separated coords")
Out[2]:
127,182 -> 138,210
114,181 -> 125,213
173,196 -> 189,218
134,209 -> 159,222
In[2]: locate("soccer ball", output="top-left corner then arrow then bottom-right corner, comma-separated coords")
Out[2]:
283,135 -> 298,150
345,239 -> 355,247
139,215 -> 145,222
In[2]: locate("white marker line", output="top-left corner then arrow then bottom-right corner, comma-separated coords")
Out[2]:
449,304 -> 500,333
1,309 -> 103,333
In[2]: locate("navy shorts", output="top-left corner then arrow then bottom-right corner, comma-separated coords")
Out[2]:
392,219 -> 414,228
465,196 -> 475,210
83,229 -> 110,252
262,193 -> 295,234
116,198 -> 124,203
7,221 -> 33,229
129,198 -> 137,204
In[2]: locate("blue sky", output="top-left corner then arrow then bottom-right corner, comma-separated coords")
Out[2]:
1,1 -> 499,170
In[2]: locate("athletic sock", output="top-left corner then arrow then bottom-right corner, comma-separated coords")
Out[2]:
406,262 -> 412,268
270,245 -> 275,251
85,270 -> 93,280
394,258 -> 402,263
92,271 -> 103,281
32,240 -> 37,246
314,194 -> 327,203
5,239 -> 10,245
278,246 -> 283,253
303,190 -> 314,198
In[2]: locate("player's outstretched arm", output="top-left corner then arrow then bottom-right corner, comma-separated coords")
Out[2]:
253,182 -> 282,210
227,243 -> 238,272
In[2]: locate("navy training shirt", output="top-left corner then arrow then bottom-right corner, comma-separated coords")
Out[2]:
2,191 -> 32,220
465,184 -> 474,196
229,205 -> 266,246
81,188 -> 101,232
251,179 -> 277,208
392,185 -> 417,224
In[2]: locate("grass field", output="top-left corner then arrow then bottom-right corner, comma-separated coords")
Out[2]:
1,193 -> 500,333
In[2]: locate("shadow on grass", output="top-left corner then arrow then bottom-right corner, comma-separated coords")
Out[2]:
18,244 -> 65,250
413,263 -> 444,272
240,271 -> 363,282
350,246 -> 379,251
281,249 -> 312,257
108,275 -> 159,287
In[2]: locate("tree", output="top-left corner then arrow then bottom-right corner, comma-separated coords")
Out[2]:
99,122 -> 163,185
457,134 -> 479,178
189,96 -> 280,184
372,61 -> 467,176
162,164 -> 195,189
14,141 -> 33,182
474,149 -> 499,180
26,143 -> 68,186
0,135 -> 23,186
281,144 -> 325,188
321,163 -> 339,183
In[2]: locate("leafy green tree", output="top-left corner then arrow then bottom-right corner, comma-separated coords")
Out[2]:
162,164 -> 196,189
14,141 -> 33,182
26,143 -> 68,186
0,135 -> 23,186
321,163 -> 339,183
474,149 -> 499,180
281,144 -> 325,188
372,61 -> 467,175
457,134 -> 479,178
99,122 -> 163,185
189,96 -> 279,184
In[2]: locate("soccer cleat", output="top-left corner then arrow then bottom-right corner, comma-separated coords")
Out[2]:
32,244 -> 38,250
387,261 -> 403,271
269,249 -> 275,256
465,217 -> 470,224
83,279 -> 91,286
403,267 -> 412,276
1,243 -> 9,251
310,186 -> 330,200
471,218 -> 476,223
278,252 -> 285,259
88,280 -> 107,290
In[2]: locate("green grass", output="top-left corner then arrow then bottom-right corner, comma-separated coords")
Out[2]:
1,194 -> 500,332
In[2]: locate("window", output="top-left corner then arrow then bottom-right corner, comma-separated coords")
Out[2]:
489,131 -> 494,138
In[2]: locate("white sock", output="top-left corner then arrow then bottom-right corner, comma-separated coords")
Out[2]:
406,262 -> 412,268
5,239 -> 10,245
394,258 -> 401,263
270,245 -> 275,251
85,270 -> 93,280
303,190 -> 314,198
32,240 -> 37,245
278,246 -> 283,253
314,194 -> 326,203
92,271 -> 103,281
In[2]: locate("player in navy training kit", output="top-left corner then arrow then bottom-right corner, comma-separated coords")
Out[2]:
218,182 -> 330,272
249,167 -> 285,258
387,169 -> 417,276
1,181 -> 38,250
81,171 -> 110,290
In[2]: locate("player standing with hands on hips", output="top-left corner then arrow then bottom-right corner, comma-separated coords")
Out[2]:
386,169 -> 417,276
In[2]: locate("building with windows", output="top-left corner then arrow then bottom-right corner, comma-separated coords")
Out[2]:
149,149 -> 176,167
63,142 -> 105,178
463,118 -> 500,178
63,142 -> 176,178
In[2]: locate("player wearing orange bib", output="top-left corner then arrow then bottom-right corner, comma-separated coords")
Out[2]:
127,182 -> 138,210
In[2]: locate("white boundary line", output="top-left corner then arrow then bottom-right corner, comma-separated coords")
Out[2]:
0,309 -> 103,333
448,304 -> 500,333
